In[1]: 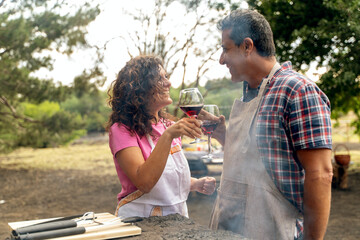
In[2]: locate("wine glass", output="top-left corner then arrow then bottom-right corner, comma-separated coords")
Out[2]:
178,88 -> 206,144
200,105 -> 220,161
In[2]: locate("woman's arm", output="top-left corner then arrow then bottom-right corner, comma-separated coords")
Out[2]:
116,118 -> 202,193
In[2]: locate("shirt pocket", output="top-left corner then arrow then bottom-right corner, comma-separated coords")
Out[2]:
256,111 -> 286,148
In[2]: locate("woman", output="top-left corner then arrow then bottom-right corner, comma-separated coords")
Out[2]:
107,55 -> 216,218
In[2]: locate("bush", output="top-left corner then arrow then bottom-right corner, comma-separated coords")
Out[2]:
61,92 -> 110,133
12,101 -> 87,149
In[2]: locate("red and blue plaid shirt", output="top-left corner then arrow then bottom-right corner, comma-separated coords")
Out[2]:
245,61 -> 332,238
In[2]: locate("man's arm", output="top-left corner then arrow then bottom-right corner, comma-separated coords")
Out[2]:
297,148 -> 333,240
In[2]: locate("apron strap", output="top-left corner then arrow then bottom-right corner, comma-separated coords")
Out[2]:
241,62 -> 281,152
146,135 -> 155,150
146,119 -> 168,150
115,190 -> 144,217
255,62 -> 281,119
258,62 -> 281,97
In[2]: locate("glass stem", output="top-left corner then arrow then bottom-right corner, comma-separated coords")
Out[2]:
190,115 -> 201,143
208,134 -> 212,156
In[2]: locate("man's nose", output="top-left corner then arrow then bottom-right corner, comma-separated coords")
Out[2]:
219,52 -> 225,65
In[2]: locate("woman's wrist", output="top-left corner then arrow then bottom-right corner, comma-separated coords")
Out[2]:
190,177 -> 198,192
161,130 -> 174,141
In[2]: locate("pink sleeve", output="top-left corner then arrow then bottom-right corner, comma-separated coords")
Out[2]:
109,123 -> 138,157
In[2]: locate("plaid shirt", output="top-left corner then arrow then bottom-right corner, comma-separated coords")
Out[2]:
246,61 -> 332,238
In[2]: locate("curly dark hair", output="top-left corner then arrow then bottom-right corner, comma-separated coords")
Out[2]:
106,55 -> 171,138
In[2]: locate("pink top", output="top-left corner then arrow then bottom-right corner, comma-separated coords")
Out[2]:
109,120 -> 182,201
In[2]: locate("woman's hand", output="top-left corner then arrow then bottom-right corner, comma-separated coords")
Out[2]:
191,177 -> 216,195
165,118 -> 202,140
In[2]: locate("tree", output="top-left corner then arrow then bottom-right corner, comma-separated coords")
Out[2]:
0,0 -> 102,151
61,91 -> 110,134
105,0 -> 241,116
248,0 -> 360,135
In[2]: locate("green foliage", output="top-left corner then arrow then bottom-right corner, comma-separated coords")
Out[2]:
61,91 -> 110,133
73,67 -> 106,98
61,94 -> 100,116
0,0 -> 101,152
85,111 -> 107,133
0,101 -> 86,150
0,1 -> 100,103
22,101 -> 60,119
248,0 -> 360,136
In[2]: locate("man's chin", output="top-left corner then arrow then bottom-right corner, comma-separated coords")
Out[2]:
231,75 -> 243,83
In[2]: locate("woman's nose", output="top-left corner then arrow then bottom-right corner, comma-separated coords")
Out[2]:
163,79 -> 171,88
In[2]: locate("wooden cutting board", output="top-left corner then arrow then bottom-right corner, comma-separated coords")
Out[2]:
8,212 -> 141,239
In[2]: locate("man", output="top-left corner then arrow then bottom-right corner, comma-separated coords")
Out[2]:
205,9 -> 333,240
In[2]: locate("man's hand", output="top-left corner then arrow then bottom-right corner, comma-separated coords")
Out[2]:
198,109 -> 226,146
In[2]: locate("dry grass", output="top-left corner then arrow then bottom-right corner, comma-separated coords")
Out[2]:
1,112 -> 359,173
0,143 -> 115,175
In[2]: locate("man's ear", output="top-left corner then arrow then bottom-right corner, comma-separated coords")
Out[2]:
243,38 -> 254,53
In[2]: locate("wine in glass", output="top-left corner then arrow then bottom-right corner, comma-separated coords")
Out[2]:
200,104 -> 220,161
179,88 -> 206,144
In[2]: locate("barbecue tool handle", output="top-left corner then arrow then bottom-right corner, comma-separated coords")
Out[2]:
14,220 -> 77,235
17,226 -> 86,240
122,216 -> 143,223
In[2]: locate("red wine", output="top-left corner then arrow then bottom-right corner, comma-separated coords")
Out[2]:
180,105 -> 203,117
201,121 -> 219,135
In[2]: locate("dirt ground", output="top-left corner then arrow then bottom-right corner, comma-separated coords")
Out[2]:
1,154 -> 360,239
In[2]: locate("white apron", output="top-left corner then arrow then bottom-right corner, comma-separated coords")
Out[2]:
210,63 -> 301,239
115,123 -> 191,218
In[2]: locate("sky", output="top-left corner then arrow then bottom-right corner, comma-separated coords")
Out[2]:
36,0 -> 233,89
36,0 -> 325,90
